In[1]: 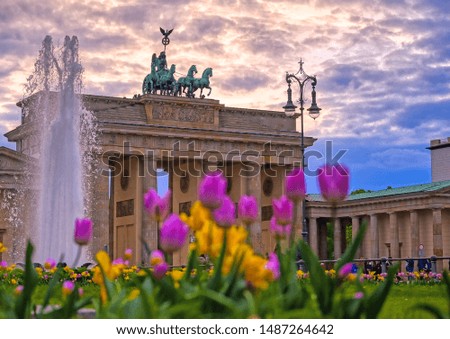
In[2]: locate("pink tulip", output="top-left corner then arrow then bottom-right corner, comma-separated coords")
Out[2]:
317,164 -> 350,203
213,196 -> 236,228
238,195 -> 258,225
270,216 -> 291,239
153,262 -> 169,280
354,291 -> 364,299
266,252 -> 280,280
150,250 -> 168,279
144,188 -> 171,222
44,258 -> 56,270
112,258 -> 125,265
159,214 -> 189,253
124,248 -> 132,260
285,167 -> 306,201
198,172 -> 227,209
62,280 -> 75,296
150,249 -> 165,265
272,195 -> 293,225
338,262 -> 353,278
74,218 -> 93,245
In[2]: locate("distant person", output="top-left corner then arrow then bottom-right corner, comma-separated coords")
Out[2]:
364,260 -> 373,274
405,258 -> 414,273
386,257 -> 393,271
198,254 -> 207,265
374,261 -> 382,274
425,259 -> 432,273
418,258 -> 426,271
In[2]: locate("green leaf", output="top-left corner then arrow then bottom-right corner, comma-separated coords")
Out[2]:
298,240 -> 334,315
335,222 -> 367,272
137,277 -> 156,318
182,247 -> 199,284
243,290 -> 257,316
208,228 -> 227,290
414,303 -> 446,319
39,268 -> 63,315
198,289 -> 236,313
444,270 -> 450,316
15,241 -> 38,319
222,251 -> 245,297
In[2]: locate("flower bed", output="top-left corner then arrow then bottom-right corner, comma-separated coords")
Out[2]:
0,165 -> 449,319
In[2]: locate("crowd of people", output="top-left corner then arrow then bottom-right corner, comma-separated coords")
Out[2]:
362,258 -> 433,274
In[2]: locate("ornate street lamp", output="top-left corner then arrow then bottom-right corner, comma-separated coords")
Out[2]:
283,59 -> 321,244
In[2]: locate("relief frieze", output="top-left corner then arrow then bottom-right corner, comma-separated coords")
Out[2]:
152,104 -> 214,124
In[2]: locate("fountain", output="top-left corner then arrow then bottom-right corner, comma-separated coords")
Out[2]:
27,35 -> 89,265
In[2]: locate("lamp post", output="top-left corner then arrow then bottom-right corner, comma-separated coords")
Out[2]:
283,59 -> 321,245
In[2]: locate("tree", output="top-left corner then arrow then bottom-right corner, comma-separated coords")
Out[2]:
351,188 -> 372,195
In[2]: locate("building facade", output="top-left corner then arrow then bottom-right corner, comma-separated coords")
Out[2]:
306,182 -> 450,271
1,90 -> 449,269
429,137 -> 450,182
2,92 -> 309,265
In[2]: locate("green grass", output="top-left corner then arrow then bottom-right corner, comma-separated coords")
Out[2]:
0,282 -> 447,318
376,284 -> 448,318
285,283 -> 448,319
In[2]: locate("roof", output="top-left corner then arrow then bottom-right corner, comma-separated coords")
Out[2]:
307,180 -> 450,202
0,146 -> 32,162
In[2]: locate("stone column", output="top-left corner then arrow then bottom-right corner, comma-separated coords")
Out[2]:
432,208 -> 443,271
351,216 -> 361,258
333,217 -> 341,259
244,165 -> 263,254
369,214 -> 379,258
318,218 -> 328,260
309,217 -> 318,255
361,216 -> 371,259
140,156 -> 158,264
389,212 -> 399,258
409,210 -> 419,257
89,155 -> 111,259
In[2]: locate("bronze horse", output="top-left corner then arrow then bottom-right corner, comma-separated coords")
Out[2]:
192,67 -> 213,98
158,64 -> 177,95
176,65 -> 197,97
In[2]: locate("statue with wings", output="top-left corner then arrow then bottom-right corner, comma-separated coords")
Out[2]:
160,27 -> 173,50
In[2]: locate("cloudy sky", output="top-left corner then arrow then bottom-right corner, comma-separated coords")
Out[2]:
1,0 -> 449,193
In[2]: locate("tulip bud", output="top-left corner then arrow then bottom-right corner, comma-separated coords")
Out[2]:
238,195 -> 258,225
285,167 -> 306,201
317,164 -> 350,203
160,214 -> 189,253
198,172 -> 227,209
74,218 -> 93,245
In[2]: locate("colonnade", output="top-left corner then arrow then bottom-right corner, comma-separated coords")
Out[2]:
307,207 -> 447,270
